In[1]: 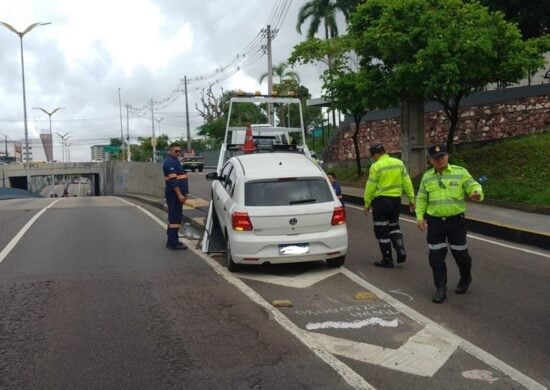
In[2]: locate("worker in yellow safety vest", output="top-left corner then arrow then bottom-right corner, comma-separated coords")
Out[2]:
416,143 -> 484,303
364,144 -> 415,268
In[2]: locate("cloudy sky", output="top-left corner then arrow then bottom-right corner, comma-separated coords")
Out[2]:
0,0 -> 335,161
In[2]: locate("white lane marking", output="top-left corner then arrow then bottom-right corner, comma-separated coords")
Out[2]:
462,369 -> 499,383
346,203 -> 550,258
340,268 -> 546,389
306,318 -> 399,330
120,196 -> 546,389
389,289 -> 414,301
311,324 -> 460,377
116,197 -> 376,390
238,267 -> 342,288
0,198 -> 63,265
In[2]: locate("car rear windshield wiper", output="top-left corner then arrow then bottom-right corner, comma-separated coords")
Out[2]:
289,198 -> 316,205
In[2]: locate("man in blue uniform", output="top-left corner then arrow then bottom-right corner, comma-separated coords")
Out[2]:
163,143 -> 189,250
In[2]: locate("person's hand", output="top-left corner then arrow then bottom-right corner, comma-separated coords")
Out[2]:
417,219 -> 427,232
364,207 -> 370,215
178,195 -> 187,204
408,201 -> 416,212
469,191 -> 482,202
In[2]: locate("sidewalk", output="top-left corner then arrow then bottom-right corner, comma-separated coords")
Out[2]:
342,185 -> 550,250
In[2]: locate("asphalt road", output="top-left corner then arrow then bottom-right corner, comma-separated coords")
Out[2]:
0,196 -> 352,390
1,172 -> 549,390
186,170 -> 550,388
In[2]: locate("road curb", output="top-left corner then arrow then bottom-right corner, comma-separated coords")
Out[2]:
342,194 -> 550,251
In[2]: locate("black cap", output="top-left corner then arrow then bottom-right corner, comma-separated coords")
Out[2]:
369,144 -> 385,155
427,143 -> 448,158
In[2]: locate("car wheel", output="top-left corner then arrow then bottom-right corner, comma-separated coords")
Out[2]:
226,237 -> 241,272
326,256 -> 345,268
192,168 -> 196,172
199,167 -> 203,172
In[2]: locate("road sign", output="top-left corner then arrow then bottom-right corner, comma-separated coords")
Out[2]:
103,145 -> 121,153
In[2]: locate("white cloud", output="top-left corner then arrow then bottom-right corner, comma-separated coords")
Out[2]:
0,0 -> 333,161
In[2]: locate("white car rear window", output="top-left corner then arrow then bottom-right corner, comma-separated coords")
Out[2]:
245,178 -> 333,206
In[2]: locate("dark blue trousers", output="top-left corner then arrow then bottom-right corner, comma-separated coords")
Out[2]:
165,191 -> 183,246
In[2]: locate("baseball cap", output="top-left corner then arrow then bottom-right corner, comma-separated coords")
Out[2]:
427,143 -> 448,158
368,144 -> 385,155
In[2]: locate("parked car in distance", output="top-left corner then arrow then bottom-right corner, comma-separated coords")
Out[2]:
207,153 -> 348,271
182,155 -> 205,172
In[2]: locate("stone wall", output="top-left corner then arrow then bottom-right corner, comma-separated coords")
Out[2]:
326,85 -> 550,162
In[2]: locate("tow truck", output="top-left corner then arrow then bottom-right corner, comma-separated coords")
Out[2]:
201,94 -> 313,253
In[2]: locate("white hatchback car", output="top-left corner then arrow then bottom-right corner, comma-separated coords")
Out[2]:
208,153 -> 348,271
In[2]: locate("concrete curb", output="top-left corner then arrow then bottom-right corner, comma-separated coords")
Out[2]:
342,194 -> 550,251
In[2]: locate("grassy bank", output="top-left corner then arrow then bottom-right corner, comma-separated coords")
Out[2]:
453,132 -> 550,206
326,132 -> 550,206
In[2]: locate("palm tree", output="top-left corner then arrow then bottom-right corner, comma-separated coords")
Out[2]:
259,62 -> 301,86
296,0 -> 348,40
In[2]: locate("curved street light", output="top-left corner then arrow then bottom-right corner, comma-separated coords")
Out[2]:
1,21 -> 51,190
32,106 -> 66,162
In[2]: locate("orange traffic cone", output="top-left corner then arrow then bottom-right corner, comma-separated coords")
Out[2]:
242,124 -> 256,154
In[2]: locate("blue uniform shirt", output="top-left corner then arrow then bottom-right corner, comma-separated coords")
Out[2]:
163,155 -> 189,194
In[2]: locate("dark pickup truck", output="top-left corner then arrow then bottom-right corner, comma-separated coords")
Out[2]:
182,156 -> 204,172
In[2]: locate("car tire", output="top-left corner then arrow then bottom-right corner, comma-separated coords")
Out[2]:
192,168 -> 196,172
326,256 -> 345,268
199,167 -> 203,172
226,237 -> 241,272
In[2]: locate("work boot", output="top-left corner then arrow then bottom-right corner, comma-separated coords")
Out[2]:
166,242 -> 187,250
455,277 -> 472,294
374,259 -> 394,268
432,287 -> 447,303
396,255 -> 407,264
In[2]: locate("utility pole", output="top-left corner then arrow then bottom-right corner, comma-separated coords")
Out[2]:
126,103 -> 131,161
184,75 -> 192,151
118,88 -> 125,161
266,24 -> 274,126
150,99 -> 156,162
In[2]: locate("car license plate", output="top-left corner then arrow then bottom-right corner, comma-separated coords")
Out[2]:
279,243 -> 309,255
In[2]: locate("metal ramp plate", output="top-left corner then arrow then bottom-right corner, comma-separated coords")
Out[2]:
201,202 -> 226,253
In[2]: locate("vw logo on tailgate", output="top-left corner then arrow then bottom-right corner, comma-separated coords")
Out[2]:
289,218 -> 298,226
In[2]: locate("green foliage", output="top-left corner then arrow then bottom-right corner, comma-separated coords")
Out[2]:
259,62 -> 300,86
478,0 -> 550,39
131,134 -> 170,162
296,0 -> 348,39
454,132 -> 550,205
348,0 -> 547,148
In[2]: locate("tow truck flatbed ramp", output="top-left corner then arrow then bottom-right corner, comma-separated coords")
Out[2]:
201,202 -> 226,253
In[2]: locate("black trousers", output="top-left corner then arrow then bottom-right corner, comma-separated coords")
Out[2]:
165,191 -> 183,245
426,214 -> 472,288
372,196 -> 406,261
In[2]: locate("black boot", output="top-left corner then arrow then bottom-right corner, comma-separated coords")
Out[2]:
432,287 -> 447,303
390,233 -> 407,263
374,258 -> 394,268
455,277 -> 472,294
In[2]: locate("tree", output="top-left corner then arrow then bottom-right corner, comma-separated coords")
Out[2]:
296,0 -> 348,39
290,37 -> 387,176
478,0 -> 550,39
349,0 -> 548,150
259,62 -> 301,86
195,89 -> 266,144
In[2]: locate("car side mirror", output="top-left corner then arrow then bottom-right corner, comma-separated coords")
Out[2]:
206,172 -> 220,181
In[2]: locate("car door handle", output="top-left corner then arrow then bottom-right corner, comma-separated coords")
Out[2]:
223,207 -> 226,211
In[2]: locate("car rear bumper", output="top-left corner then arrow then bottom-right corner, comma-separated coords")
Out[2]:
229,225 -> 348,264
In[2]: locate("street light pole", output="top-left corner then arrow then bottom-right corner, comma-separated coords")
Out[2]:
1,21 -> 51,191
118,88 -> 125,161
32,106 -> 65,162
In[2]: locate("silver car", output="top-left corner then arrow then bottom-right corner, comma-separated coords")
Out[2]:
209,153 -> 348,271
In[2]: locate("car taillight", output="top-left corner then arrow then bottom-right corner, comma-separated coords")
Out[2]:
331,206 -> 346,225
232,212 -> 253,231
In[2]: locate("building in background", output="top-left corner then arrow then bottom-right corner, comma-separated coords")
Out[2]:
1,137 -> 48,163
91,145 -> 107,161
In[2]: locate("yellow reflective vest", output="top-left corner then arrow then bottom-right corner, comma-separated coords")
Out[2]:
363,154 -> 415,208
415,164 -> 484,220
